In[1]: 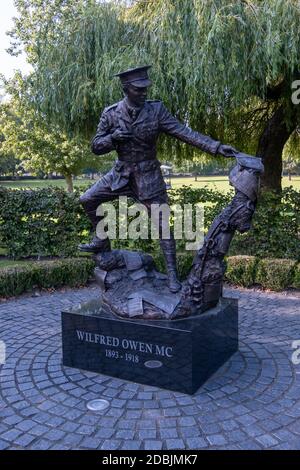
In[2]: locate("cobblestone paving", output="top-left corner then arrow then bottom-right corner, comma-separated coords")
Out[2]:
0,285 -> 300,450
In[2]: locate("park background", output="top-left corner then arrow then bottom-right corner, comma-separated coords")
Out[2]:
0,0 -> 299,296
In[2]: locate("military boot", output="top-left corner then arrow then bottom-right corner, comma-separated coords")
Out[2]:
78,236 -> 111,254
160,239 -> 181,293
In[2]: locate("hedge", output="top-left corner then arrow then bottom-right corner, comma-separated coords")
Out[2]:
225,256 -> 299,292
0,255 -> 299,298
0,258 -> 94,298
0,187 -> 90,259
224,255 -> 258,287
154,252 -> 299,291
292,264 -> 300,289
0,186 -> 299,261
255,258 -> 296,291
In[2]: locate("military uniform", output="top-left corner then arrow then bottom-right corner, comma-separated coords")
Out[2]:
80,97 -> 221,215
79,66 -> 224,292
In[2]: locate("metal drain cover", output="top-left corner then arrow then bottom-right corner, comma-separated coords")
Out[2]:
87,399 -> 110,412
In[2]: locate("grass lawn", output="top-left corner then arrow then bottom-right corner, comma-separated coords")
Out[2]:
169,175 -> 300,192
1,175 -> 299,192
0,178 -> 92,189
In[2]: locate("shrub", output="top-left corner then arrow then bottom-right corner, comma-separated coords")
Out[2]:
255,258 -> 297,291
0,264 -> 37,297
291,263 -> 300,289
225,255 -> 257,287
229,188 -> 300,260
0,253 -> 299,298
0,185 -> 299,263
177,252 -> 195,280
0,257 -> 95,297
0,186 -> 91,259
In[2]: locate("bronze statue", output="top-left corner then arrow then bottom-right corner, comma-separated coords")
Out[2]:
79,65 -> 238,293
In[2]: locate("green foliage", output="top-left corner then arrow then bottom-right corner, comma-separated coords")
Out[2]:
292,263 -> 300,289
8,1 -> 300,148
150,251 -> 195,280
0,186 -> 90,259
255,258 -> 296,291
5,0 -> 300,193
229,187 -> 300,260
0,154 -> 21,176
0,104 -> 21,176
0,97 -> 98,191
225,255 -> 298,290
0,185 -> 299,265
225,255 -> 257,287
0,257 -> 95,297
177,252 -> 195,280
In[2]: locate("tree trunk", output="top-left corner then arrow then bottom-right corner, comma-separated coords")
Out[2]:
256,106 -> 295,192
65,174 -> 74,193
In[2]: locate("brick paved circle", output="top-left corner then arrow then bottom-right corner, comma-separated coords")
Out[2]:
0,285 -> 300,450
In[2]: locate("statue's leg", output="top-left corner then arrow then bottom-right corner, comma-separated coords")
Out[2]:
79,176 -> 133,253
141,192 -> 181,293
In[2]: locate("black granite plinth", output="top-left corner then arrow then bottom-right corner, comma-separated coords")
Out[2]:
61,297 -> 238,395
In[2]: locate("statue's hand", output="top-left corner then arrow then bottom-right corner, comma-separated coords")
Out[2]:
218,144 -> 237,158
111,129 -> 133,142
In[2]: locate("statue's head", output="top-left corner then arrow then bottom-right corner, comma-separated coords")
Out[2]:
114,65 -> 152,107
123,83 -> 148,107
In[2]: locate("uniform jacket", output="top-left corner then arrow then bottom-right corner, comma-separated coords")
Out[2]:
91,99 -> 221,200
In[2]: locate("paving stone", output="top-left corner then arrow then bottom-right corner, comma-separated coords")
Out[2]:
143,440 -> 163,450
259,419 -> 282,432
178,416 -> 196,426
3,415 -> 24,426
220,419 -> 240,431
272,429 -> 298,442
76,424 -> 95,435
100,440 -> 122,450
186,437 -> 208,449
43,429 -> 66,441
29,424 -> 50,436
15,419 -> 36,432
179,426 -> 201,438
1,429 -> 23,441
165,439 -> 186,450
0,440 -> 10,450
237,440 -> 263,450
94,428 -> 115,439
0,285 -> 299,450
14,433 -> 36,447
255,434 -> 279,448
207,434 -> 227,446
50,444 -> 71,450
236,414 -> 258,426
116,430 -> 136,440
80,437 -> 101,449
121,440 -> 141,450
138,429 -> 157,440
63,434 -> 83,446
30,439 -> 52,450
124,410 -> 143,419
163,408 -> 182,417
160,428 -> 179,439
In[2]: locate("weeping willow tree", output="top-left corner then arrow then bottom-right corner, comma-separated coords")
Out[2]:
126,0 -> 300,191
9,0 -> 300,191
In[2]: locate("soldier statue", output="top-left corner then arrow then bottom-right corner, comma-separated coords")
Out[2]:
79,66 -> 237,293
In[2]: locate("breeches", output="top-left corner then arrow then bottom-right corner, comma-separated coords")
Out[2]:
79,175 -> 173,243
